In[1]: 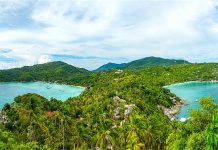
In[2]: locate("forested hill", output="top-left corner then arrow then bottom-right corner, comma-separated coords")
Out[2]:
94,62 -> 127,72
0,63 -> 217,149
1,63 -> 217,149
0,61 -> 91,84
95,56 -> 190,71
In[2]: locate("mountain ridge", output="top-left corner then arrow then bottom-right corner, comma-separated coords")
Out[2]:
0,61 -> 91,84
94,56 -> 190,71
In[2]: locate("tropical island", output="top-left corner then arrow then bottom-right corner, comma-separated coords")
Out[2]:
0,57 -> 217,149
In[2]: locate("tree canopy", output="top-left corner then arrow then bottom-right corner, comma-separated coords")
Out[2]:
0,62 -> 217,149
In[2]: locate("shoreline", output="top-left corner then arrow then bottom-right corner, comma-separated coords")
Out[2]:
159,97 -> 187,121
163,80 -> 218,88
163,80 -> 218,121
0,81 -> 86,110
0,81 -> 86,89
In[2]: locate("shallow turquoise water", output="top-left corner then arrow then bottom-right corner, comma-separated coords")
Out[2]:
0,82 -> 85,108
165,81 -> 218,119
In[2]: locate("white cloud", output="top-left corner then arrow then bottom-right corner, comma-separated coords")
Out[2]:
38,55 -> 51,64
0,0 -> 28,12
0,0 -> 217,69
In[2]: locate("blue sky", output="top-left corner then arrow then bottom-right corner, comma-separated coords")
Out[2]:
0,0 -> 218,70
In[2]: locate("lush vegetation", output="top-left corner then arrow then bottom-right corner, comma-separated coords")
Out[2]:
0,61 -> 91,85
94,62 -> 127,72
0,61 -> 217,149
167,97 -> 218,149
95,56 -> 190,71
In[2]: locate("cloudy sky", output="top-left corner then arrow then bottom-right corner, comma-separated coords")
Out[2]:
0,0 -> 218,70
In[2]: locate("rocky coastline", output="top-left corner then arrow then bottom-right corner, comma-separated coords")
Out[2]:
159,96 -> 186,121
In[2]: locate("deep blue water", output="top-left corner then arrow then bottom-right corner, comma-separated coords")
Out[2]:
165,81 -> 218,119
0,82 -> 85,108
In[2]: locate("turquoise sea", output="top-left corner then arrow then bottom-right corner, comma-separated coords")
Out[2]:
165,81 -> 218,119
0,82 -> 85,108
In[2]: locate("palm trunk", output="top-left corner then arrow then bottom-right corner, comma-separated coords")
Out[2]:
62,119 -> 65,150
158,143 -> 161,150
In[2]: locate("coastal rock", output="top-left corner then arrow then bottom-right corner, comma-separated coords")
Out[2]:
159,96 -> 185,121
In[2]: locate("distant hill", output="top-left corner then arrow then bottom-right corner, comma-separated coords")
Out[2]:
94,56 -> 190,71
95,62 -> 127,72
0,61 -> 91,84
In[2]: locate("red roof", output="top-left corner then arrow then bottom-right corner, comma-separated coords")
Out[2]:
47,111 -> 55,117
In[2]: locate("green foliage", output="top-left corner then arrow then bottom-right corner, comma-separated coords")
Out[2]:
206,113 -> 218,149
95,56 -> 190,71
94,62 -> 127,72
0,61 -> 91,85
0,62 -> 217,149
166,97 -> 218,150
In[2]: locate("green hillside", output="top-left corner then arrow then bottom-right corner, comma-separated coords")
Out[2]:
0,63 -> 217,149
95,56 -> 190,71
94,62 -> 127,72
0,61 -> 91,85
125,56 -> 190,69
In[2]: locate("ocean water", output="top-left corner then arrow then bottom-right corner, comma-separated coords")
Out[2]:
165,81 -> 218,119
0,82 -> 85,108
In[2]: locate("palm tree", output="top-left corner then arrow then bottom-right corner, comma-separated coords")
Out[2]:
126,126 -> 144,150
96,130 -> 115,150
206,113 -> 218,149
